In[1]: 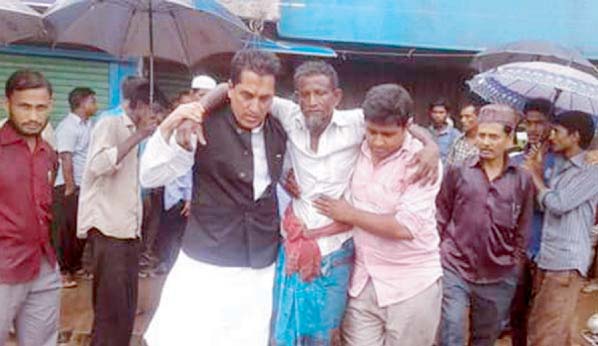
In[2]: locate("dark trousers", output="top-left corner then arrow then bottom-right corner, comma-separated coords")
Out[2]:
141,188 -> 163,259
90,230 -> 139,346
52,186 -> 86,274
156,201 -> 188,270
509,259 -> 534,346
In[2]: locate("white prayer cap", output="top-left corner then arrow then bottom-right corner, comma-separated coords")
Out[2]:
191,75 -> 217,90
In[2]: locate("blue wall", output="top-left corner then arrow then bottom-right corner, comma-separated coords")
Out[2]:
279,0 -> 598,58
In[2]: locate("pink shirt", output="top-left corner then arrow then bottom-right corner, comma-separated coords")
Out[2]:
349,133 -> 443,307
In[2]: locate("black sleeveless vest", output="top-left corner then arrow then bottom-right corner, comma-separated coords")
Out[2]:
181,105 -> 287,268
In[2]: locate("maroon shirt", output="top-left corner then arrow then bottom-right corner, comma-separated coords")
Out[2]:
0,122 -> 57,284
437,157 -> 534,284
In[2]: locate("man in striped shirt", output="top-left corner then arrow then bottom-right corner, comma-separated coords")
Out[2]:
446,102 -> 479,166
523,111 -> 598,346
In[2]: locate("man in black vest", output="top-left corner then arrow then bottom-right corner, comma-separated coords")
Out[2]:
140,50 -> 285,346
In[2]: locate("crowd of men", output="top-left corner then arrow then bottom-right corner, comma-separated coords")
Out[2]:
1,49 -> 598,346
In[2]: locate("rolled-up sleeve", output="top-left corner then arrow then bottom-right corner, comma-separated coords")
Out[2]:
395,163 -> 443,237
86,119 -> 122,177
140,129 -> 195,188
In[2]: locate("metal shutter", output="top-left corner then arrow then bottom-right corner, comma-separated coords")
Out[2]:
0,52 -> 110,126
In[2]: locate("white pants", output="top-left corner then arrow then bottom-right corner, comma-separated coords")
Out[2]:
145,251 -> 275,346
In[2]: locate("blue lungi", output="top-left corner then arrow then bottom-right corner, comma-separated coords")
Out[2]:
270,239 -> 354,346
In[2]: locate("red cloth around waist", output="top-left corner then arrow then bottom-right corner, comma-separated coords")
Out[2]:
282,204 -> 352,282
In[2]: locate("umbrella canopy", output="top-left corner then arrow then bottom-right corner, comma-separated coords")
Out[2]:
472,40 -> 598,76
467,61 -> 598,116
0,0 -> 44,44
43,0 -> 251,66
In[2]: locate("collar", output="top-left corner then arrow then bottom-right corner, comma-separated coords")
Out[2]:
68,112 -> 93,125
468,154 -> 518,172
122,113 -> 136,129
293,108 -> 353,130
0,120 -> 23,146
0,120 -> 50,152
251,121 -> 265,134
67,112 -> 83,124
226,108 -> 267,135
551,151 -> 586,175
457,132 -> 471,141
568,151 -> 587,168
430,123 -> 452,135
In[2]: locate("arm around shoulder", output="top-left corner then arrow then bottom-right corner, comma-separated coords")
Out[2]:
140,128 -> 195,188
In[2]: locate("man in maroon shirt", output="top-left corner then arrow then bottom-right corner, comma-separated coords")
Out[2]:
436,104 -> 534,346
0,70 -> 60,346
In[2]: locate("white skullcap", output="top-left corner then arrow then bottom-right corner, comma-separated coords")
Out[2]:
191,75 -> 217,90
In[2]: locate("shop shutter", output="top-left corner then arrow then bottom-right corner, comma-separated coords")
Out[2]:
0,52 -> 110,126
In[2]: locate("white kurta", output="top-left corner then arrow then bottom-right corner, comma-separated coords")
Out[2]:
270,97 -> 365,256
140,127 -> 275,346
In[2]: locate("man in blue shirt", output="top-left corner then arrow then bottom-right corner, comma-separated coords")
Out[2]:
523,111 -> 598,346
428,98 -> 460,164
53,87 -> 97,288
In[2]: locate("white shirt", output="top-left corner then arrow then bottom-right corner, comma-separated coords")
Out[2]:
270,97 -> 365,256
78,115 -> 142,239
140,124 -> 271,202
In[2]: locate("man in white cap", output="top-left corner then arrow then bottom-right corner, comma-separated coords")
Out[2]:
190,75 -> 217,101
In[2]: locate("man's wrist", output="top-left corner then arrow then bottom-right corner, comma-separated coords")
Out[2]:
343,206 -> 358,225
64,182 -> 76,194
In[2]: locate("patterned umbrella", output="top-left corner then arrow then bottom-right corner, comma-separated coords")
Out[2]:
467,61 -> 598,116
472,40 -> 598,76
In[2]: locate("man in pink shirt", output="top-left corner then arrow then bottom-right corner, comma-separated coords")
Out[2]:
314,83 -> 443,346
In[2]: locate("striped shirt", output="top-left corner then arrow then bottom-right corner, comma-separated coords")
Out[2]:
535,151 -> 598,276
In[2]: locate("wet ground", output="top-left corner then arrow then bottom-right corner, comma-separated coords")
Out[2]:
5,274 -> 598,345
